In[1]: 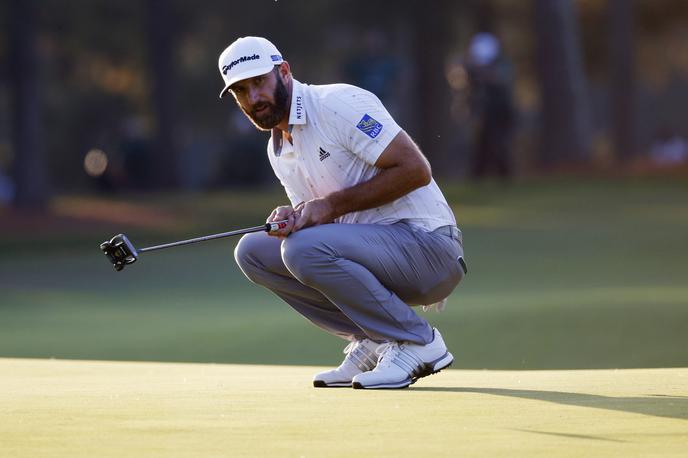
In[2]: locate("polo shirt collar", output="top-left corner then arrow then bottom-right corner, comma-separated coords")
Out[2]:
270,79 -> 306,157
287,79 -> 307,126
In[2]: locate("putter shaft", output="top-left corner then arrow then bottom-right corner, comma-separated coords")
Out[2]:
138,220 -> 288,253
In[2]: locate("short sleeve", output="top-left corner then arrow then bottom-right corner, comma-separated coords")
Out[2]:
321,86 -> 402,165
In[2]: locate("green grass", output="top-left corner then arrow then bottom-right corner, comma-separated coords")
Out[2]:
2,359 -> 687,457
1,177 -> 687,369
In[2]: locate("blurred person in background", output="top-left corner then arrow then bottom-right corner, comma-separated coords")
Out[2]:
222,36 -> 467,390
120,117 -> 152,190
464,32 -> 516,180
650,126 -> 688,166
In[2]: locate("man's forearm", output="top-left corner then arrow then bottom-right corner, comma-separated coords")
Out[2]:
325,164 -> 430,220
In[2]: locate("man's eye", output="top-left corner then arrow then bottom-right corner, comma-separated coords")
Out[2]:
254,76 -> 264,84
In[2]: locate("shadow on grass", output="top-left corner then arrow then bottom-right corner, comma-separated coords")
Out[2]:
412,387 -> 688,421
511,429 -> 628,443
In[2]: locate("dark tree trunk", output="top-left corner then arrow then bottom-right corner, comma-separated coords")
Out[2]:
609,0 -> 636,161
9,0 -> 49,209
534,0 -> 592,166
145,0 -> 180,188
412,0 -> 453,166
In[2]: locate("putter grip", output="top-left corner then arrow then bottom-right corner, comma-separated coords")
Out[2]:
266,220 -> 289,232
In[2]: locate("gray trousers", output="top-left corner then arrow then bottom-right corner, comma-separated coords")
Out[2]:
234,222 -> 465,345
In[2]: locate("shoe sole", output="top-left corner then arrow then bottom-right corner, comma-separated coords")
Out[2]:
313,380 -> 352,388
352,352 -> 454,390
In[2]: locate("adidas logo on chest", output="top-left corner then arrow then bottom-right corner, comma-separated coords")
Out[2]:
318,147 -> 331,161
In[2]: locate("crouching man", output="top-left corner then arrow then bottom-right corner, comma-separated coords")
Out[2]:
221,37 -> 467,389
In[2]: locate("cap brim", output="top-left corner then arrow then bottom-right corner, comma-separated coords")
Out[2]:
218,64 -> 275,98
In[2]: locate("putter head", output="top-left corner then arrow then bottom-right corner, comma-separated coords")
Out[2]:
100,234 -> 138,271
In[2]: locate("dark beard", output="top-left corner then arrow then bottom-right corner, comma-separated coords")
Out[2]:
240,75 -> 289,131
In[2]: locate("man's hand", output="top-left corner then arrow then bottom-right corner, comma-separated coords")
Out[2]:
292,198 -> 335,232
267,205 -> 298,238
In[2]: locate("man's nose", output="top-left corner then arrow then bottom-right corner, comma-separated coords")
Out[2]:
247,87 -> 261,105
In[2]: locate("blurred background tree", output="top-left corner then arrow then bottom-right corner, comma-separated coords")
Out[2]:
145,0 -> 182,189
8,0 -> 49,209
534,0 -> 593,166
609,0 -> 637,162
1,0 -> 688,211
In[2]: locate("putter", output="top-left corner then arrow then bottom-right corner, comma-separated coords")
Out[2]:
100,220 -> 289,272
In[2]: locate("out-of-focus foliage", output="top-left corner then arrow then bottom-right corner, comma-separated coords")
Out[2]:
1,0 -> 688,199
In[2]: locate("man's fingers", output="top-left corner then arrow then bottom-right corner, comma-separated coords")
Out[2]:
266,202 -> 316,235
280,213 -> 296,236
268,211 -> 295,237
292,208 -> 307,232
288,212 -> 297,231
267,208 -> 278,223
268,205 -> 293,223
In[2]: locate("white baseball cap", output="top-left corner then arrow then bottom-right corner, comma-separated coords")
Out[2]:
218,36 -> 284,98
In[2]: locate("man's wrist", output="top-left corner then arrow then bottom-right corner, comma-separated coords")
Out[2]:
323,193 -> 344,221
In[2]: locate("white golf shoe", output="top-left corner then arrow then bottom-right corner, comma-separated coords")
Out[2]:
313,339 -> 381,387
352,328 -> 453,389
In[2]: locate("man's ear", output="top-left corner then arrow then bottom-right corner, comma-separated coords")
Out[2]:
278,61 -> 291,82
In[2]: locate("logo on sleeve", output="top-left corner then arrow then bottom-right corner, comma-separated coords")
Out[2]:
356,114 -> 383,139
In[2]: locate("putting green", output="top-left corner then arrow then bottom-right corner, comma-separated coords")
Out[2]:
1,359 -> 686,457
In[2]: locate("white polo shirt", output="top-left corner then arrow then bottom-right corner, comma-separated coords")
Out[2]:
267,79 -> 456,231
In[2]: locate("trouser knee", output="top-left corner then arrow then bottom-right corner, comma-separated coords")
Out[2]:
281,231 -> 325,286
234,233 -> 270,285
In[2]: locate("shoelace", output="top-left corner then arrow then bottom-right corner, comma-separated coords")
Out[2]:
375,341 -> 427,376
343,340 -> 378,371
342,341 -> 357,355
375,342 -> 401,368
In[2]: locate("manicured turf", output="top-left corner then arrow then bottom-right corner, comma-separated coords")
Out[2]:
1,358 -> 687,457
0,178 -> 687,368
